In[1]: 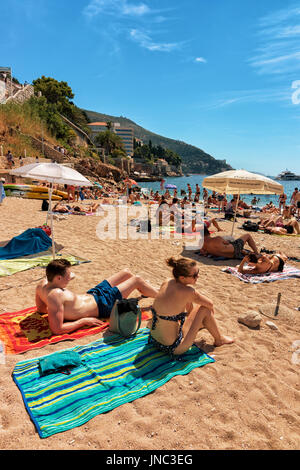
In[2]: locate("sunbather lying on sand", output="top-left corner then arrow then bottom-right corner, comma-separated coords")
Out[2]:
72,202 -> 102,213
53,202 -> 69,213
148,256 -> 234,358
198,225 -> 259,259
36,259 -> 158,334
260,216 -> 300,234
238,252 -> 288,274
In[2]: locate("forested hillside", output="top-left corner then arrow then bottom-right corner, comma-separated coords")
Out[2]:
84,109 -> 232,174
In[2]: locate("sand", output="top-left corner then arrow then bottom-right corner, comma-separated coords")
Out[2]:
0,197 -> 299,450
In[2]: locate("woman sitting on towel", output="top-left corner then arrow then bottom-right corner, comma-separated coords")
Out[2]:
148,257 -> 234,359
238,252 -> 288,274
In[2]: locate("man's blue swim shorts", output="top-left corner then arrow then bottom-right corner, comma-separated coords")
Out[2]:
87,280 -> 122,318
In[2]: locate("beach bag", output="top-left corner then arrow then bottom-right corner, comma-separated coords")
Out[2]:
242,220 -> 259,232
109,298 -> 142,338
224,211 -> 234,220
41,200 -> 49,211
36,225 -> 51,236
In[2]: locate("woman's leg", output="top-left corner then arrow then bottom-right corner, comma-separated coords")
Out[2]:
116,275 -> 158,299
174,306 -> 234,355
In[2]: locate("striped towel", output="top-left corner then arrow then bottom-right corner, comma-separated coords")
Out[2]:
0,253 -> 90,277
0,307 -> 151,354
222,264 -> 300,283
13,328 -> 214,438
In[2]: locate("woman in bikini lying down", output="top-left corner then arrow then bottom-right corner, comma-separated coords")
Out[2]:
148,257 -> 234,359
238,252 -> 288,275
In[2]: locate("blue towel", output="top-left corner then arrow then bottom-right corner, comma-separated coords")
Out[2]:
0,228 -> 52,260
0,184 -> 5,203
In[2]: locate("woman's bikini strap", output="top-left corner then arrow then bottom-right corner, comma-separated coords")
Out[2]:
151,307 -> 186,330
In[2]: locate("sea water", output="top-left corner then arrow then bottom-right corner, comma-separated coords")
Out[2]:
140,175 -> 300,208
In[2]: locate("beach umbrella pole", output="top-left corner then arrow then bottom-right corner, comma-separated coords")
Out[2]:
47,184 -> 55,259
230,192 -> 240,237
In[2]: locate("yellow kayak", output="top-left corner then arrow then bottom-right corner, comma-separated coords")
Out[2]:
4,184 -> 67,199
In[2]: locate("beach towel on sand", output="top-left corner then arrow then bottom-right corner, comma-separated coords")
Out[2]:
0,228 -> 52,260
12,328 -> 214,438
0,253 -> 90,277
222,264 -> 300,283
0,307 -> 151,354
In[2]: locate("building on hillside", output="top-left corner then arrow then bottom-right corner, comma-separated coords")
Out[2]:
87,121 -> 134,158
115,127 -> 134,157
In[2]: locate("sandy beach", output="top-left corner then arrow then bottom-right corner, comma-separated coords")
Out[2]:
0,196 -> 299,451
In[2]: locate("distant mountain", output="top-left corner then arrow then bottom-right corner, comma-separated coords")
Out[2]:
83,109 -> 233,174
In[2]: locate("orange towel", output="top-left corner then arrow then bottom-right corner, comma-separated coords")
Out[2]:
0,307 -> 151,354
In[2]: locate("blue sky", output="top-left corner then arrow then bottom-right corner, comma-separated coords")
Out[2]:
1,0 -> 300,175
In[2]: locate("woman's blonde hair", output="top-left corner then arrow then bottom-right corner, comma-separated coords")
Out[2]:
166,257 -> 197,279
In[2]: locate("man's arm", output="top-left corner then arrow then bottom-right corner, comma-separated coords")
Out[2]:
47,290 -> 102,335
238,256 -> 259,274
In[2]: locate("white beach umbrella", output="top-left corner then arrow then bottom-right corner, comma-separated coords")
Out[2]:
10,162 -> 92,258
202,169 -> 283,235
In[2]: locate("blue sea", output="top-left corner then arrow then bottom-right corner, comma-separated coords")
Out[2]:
140,174 -> 300,208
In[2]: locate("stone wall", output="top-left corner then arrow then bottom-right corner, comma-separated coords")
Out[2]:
5,85 -> 34,105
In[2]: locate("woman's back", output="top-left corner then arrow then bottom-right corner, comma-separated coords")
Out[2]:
153,279 -> 192,316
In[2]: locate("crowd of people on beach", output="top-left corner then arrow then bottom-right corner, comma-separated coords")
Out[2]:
1,178 -> 300,362
32,179 -> 300,359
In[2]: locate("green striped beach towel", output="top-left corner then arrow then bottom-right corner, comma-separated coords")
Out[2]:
13,328 -> 214,438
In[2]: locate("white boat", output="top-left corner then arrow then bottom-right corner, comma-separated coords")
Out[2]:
275,170 -> 300,180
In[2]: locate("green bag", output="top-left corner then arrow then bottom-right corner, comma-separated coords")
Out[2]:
109,298 -> 142,338
39,350 -> 82,376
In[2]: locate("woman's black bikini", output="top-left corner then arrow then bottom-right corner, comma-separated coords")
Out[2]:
148,307 -> 187,360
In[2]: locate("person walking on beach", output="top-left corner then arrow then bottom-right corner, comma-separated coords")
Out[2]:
278,192 -> 287,213
187,183 -> 192,201
290,188 -> 298,206
35,259 -> 158,335
293,190 -> 300,218
148,257 -> 234,359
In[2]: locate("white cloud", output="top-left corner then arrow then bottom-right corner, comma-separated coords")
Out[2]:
84,0 -> 151,18
130,29 -> 182,52
249,4 -> 300,75
83,1 -> 183,55
198,88 -> 291,110
195,57 -> 206,63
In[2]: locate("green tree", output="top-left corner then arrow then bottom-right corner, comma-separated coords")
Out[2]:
94,130 -> 125,156
32,76 -> 89,133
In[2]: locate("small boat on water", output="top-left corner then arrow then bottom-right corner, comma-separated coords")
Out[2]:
275,170 -> 300,180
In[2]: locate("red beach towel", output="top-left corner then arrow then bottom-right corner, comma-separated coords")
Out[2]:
0,306 -> 151,354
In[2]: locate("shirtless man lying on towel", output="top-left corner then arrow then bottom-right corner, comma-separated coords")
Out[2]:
199,225 -> 259,259
36,259 -> 158,335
